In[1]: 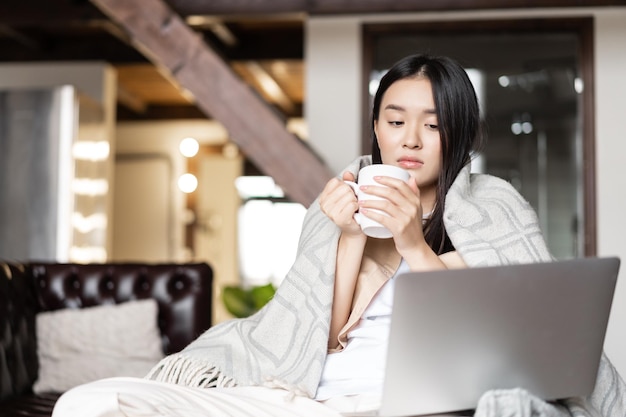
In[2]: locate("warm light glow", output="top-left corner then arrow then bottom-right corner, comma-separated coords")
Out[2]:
71,212 -> 107,233
245,61 -> 294,112
179,137 -> 199,157
72,178 -> 109,196
234,176 -> 284,199
178,173 -> 198,193
286,118 -> 309,141
72,141 -> 110,161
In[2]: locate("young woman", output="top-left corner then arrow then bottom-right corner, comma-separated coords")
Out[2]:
314,53 -> 481,409
53,54 -> 615,417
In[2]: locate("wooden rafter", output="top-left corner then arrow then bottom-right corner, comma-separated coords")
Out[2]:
89,0 -> 334,207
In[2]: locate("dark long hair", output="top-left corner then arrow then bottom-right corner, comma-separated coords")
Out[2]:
371,54 -> 484,254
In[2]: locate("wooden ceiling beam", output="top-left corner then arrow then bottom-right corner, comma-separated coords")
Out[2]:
90,0 -> 333,206
167,0 -> 626,16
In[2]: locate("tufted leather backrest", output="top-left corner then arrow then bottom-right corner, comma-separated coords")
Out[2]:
0,262 -> 213,401
29,262 -> 213,355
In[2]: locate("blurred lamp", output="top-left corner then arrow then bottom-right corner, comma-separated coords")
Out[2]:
178,173 -> 198,193
179,137 -> 199,157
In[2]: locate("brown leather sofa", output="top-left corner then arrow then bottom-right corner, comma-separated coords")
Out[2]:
0,261 -> 213,417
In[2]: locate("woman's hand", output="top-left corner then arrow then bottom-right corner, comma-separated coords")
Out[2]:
319,171 -> 363,237
357,175 -> 427,257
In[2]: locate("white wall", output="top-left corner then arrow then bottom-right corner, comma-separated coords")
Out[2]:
306,19 -> 362,176
306,7 -> 626,376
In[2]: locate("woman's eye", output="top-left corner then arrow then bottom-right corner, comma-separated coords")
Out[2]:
389,121 -> 404,126
426,124 -> 439,130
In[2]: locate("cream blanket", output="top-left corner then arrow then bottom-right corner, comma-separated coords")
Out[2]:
147,156 -> 625,416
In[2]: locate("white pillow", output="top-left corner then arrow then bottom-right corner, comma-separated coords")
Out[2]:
33,299 -> 165,393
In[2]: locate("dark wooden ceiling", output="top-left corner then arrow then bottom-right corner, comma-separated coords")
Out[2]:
0,0 -> 306,121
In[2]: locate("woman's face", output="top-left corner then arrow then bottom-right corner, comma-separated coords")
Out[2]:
374,76 -> 442,202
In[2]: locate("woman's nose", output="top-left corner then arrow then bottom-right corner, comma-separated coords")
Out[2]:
403,127 -> 422,149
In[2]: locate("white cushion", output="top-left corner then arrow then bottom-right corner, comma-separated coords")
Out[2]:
33,299 -> 164,393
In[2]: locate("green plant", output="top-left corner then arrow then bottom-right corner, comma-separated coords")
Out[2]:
222,283 -> 276,318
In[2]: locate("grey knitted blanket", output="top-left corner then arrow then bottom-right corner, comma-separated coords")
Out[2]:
147,156 -> 625,416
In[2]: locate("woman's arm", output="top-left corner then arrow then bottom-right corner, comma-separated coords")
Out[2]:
327,232 -> 367,349
439,250 -> 466,269
318,170 -> 368,349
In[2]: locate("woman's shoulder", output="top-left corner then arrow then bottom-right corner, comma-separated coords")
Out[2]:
469,172 -> 515,189
447,165 -> 532,212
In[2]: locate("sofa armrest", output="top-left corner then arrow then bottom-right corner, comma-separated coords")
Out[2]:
0,262 -> 39,401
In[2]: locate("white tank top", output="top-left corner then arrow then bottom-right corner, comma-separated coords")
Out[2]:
315,259 -> 410,400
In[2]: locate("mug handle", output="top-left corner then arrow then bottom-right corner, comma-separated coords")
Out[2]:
344,181 -> 364,226
344,180 -> 358,194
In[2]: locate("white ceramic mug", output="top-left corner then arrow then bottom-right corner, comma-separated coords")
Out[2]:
345,164 -> 410,239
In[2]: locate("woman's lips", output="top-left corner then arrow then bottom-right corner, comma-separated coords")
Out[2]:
398,158 -> 423,169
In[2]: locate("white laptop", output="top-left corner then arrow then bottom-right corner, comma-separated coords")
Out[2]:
373,256 -> 620,417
